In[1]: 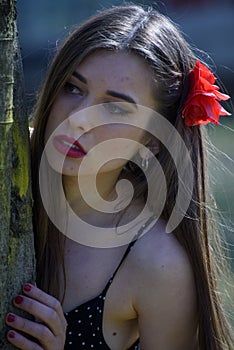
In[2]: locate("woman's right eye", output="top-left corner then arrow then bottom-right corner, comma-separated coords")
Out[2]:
64,82 -> 83,95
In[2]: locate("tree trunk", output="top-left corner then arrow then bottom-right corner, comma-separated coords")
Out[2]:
0,0 -> 35,348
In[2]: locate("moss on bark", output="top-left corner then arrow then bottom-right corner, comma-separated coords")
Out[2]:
0,1 -> 35,348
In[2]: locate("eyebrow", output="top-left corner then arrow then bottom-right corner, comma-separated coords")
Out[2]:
106,90 -> 137,108
72,71 -> 87,84
72,71 -> 137,108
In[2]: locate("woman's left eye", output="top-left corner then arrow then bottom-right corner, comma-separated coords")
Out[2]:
64,82 -> 83,95
104,103 -> 130,116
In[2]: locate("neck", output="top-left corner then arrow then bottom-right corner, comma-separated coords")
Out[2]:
62,168 -> 123,218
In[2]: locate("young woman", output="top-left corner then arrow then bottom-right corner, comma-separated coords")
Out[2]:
5,4 -> 233,349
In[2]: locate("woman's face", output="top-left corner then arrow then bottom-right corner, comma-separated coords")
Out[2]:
44,50 -> 157,176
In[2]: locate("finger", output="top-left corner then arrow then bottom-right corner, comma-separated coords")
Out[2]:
22,284 -> 66,326
6,312 -> 53,345
7,330 -> 44,350
13,295 -> 64,337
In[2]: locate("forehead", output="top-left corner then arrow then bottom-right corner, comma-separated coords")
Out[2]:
77,50 -> 152,78
75,50 -> 156,107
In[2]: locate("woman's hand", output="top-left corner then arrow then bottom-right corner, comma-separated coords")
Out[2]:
5,284 -> 67,350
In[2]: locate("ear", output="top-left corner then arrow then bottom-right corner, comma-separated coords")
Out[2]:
148,138 -> 160,155
139,138 -> 160,159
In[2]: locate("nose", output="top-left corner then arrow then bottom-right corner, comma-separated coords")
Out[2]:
67,105 -> 101,133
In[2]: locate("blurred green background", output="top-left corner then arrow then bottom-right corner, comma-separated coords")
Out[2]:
16,0 -> 234,294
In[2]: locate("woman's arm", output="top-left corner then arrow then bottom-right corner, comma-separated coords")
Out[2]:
5,284 -> 67,350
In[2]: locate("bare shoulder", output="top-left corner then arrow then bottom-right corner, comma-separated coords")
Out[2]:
128,219 -> 198,349
130,219 -> 194,278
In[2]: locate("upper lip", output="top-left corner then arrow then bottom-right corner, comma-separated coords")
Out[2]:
54,134 -> 87,154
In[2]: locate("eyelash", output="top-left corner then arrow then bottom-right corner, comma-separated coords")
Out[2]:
64,82 -> 83,95
104,103 -> 130,116
63,83 -> 131,116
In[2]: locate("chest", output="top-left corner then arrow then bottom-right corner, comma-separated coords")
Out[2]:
62,242 -> 139,348
62,242 -> 134,315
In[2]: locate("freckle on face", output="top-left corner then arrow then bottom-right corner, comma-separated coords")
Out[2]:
120,77 -> 129,82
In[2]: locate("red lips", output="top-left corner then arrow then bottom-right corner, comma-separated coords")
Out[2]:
53,135 -> 87,158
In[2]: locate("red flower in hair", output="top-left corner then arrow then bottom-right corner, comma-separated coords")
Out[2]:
182,61 -> 231,126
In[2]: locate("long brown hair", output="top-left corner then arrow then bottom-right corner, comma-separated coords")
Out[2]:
31,5 -> 233,349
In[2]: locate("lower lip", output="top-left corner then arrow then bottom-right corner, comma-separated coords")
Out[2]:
53,137 -> 86,159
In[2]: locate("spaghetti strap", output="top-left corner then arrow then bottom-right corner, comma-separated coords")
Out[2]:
64,215 -> 156,349
102,214 -> 156,295
101,239 -> 138,295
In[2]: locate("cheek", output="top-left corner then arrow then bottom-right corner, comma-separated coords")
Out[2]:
100,125 -> 146,155
102,124 -> 145,141
91,126 -> 144,171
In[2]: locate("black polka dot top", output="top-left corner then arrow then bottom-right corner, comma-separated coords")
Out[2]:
64,239 -> 140,349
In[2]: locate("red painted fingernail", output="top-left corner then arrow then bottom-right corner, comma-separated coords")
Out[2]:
8,330 -> 15,339
23,284 -> 32,292
14,295 -> 23,304
6,313 -> 15,323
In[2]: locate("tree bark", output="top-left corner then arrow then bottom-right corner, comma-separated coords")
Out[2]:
0,0 -> 35,348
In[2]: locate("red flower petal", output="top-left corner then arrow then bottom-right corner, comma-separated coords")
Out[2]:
196,61 -> 215,84
213,90 -> 230,101
182,61 -> 231,126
